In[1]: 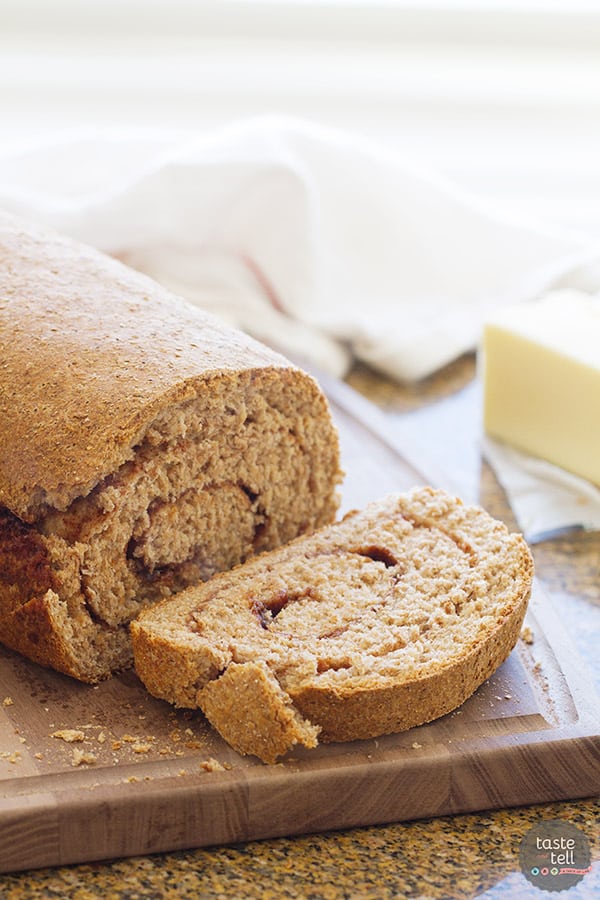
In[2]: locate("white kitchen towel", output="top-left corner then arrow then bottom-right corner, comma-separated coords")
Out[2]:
1,115 -> 599,534
0,115 -> 595,381
483,437 -> 600,542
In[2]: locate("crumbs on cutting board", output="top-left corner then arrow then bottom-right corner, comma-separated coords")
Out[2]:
71,748 -> 97,767
2,697 -> 235,774
0,750 -> 21,764
520,626 -> 534,645
118,756 -> 231,784
51,729 -> 85,743
200,757 -> 230,772
43,722 -> 211,766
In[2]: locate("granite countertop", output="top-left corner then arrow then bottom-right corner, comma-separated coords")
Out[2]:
1,357 -> 598,899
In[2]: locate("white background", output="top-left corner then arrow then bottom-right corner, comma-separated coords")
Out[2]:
2,0 -> 600,239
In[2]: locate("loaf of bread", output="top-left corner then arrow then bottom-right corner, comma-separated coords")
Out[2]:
0,213 -> 341,682
131,487 -> 534,763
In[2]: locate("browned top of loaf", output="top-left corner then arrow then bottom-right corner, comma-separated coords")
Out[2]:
0,213 -> 311,522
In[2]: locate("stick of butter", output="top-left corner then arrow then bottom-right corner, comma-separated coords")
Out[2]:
482,290 -> 600,486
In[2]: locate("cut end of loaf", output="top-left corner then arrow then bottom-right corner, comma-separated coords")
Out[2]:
0,367 -> 341,682
132,487 -> 534,763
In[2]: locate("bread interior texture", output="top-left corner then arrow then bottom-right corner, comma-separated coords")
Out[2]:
0,370 -> 340,682
131,488 -> 533,762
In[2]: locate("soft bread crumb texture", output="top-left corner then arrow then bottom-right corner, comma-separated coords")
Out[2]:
0,213 -> 341,682
131,487 -> 534,763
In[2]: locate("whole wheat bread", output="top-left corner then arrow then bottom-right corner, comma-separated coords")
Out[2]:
0,213 -> 341,682
131,487 -> 534,763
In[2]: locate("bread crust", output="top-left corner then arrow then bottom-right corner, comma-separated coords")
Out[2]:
2,591 -> 76,674
0,212 -> 327,523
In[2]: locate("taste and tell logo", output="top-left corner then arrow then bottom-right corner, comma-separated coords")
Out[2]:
519,819 -> 592,893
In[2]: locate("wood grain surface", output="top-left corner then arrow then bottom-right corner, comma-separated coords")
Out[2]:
0,376 -> 598,874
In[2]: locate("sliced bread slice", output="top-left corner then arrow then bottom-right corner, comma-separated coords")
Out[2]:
131,487 -> 533,763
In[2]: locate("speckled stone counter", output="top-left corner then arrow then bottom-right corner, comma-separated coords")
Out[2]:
1,357 -> 598,899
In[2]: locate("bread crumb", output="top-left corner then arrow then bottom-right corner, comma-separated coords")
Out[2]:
2,697 -> 14,706
122,734 -> 137,743
34,752 -> 43,760
71,749 -> 96,767
52,729 -> 85,743
411,742 -> 423,750
1,751 -> 21,764
125,776 -> 139,783
504,694 -> 512,699
112,741 -> 122,750
521,626 -> 534,644
200,757 -> 226,772
132,743 -> 152,754
97,732 -> 106,744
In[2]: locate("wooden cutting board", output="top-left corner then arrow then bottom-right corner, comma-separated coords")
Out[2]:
1,377 -> 599,874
